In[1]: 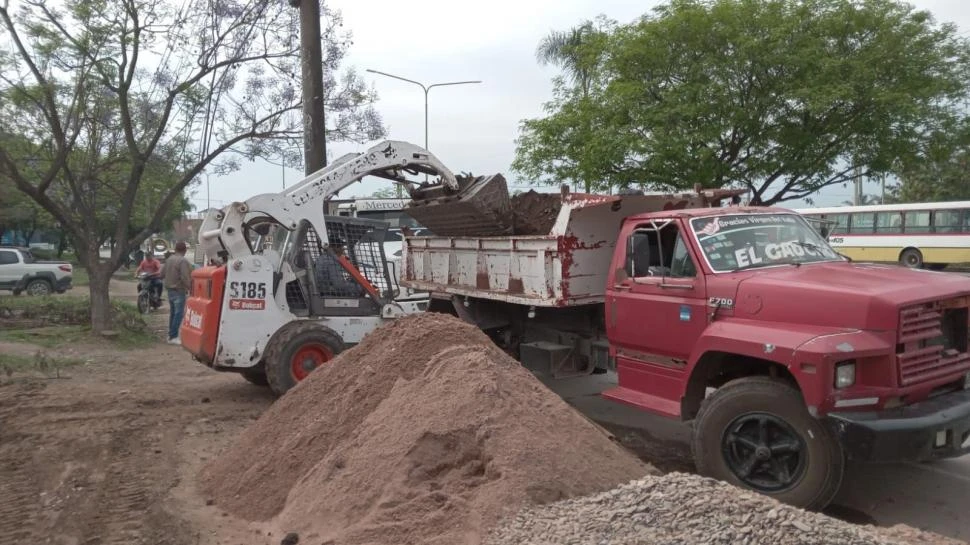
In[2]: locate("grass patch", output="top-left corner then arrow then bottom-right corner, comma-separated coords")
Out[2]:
0,325 -> 87,348
0,351 -> 86,380
71,266 -> 90,287
110,328 -> 156,349
0,295 -> 156,349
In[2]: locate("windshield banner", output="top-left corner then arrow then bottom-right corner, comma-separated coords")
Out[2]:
692,214 -> 839,271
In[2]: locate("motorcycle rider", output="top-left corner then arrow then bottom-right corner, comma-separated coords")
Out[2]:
134,251 -> 163,302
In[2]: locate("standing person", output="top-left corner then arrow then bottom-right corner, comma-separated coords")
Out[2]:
160,241 -> 192,345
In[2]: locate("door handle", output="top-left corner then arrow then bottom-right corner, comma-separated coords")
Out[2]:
613,284 -> 631,291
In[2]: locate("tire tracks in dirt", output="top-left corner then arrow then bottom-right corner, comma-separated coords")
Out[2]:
0,331 -> 274,545
0,436 -> 41,545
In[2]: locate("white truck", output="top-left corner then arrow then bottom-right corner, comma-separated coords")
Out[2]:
0,246 -> 74,296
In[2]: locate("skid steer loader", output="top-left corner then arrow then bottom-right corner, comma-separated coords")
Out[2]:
179,140 -> 511,395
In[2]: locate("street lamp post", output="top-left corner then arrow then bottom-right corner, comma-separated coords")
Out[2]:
366,69 -> 482,193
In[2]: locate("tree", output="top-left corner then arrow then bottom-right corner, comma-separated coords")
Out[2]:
0,176 -> 44,244
889,123 -> 970,203
514,0 -> 970,205
0,0 -> 384,332
517,18 -> 614,192
535,18 -> 612,99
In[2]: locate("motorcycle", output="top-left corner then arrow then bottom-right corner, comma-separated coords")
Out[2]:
137,272 -> 163,314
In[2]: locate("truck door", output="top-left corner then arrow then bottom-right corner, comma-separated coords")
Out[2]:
607,219 -> 707,416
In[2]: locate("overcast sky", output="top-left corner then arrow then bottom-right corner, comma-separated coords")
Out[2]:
195,0 -> 970,213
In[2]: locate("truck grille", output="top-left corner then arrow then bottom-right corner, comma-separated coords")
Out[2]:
897,300 -> 970,387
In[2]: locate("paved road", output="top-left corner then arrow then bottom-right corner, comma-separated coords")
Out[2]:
544,372 -> 970,542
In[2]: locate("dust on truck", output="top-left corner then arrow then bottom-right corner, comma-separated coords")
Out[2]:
401,186 -> 970,510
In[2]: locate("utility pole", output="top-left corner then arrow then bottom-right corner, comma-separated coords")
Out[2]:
853,164 -> 863,205
290,0 -> 327,174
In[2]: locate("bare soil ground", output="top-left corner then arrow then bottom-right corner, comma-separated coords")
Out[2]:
0,297 -> 277,545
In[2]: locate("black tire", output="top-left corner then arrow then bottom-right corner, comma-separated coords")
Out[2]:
691,376 -> 844,510
25,279 -> 52,296
899,248 -> 923,269
137,292 -> 151,314
263,321 -> 344,397
240,369 -> 270,386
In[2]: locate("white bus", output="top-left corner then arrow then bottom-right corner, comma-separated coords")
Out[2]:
793,201 -> 970,270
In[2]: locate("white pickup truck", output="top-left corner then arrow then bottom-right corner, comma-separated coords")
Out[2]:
0,246 -> 73,296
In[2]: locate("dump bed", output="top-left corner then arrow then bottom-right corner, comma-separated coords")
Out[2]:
401,190 -> 723,307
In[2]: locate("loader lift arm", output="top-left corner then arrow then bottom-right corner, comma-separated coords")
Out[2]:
198,140 -> 461,262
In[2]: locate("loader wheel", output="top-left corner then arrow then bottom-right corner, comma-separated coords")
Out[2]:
264,321 -> 344,396
692,376 -> 844,510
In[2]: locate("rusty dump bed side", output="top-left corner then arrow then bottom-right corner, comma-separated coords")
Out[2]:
402,191 -> 720,307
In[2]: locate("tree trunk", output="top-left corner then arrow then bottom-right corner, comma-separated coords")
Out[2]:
56,231 -> 67,258
87,261 -> 113,334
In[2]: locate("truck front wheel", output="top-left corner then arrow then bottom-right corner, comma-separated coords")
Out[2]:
264,322 -> 344,397
691,376 -> 844,510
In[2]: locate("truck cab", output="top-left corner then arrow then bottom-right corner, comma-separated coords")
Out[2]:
604,206 -> 970,508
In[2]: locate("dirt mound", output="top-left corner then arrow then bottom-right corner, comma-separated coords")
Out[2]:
510,190 -> 562,235
485,473 -> 964,545
199,313 -> 651,544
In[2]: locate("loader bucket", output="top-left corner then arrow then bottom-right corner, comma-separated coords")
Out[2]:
405,174 -> 513,236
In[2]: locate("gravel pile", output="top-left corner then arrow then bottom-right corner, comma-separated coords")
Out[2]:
484,472 -> 963,545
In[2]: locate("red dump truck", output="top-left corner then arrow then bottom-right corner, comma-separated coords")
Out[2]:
401,187 -> 970,509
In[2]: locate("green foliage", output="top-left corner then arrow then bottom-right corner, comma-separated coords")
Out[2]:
0,0 -> 385,330
0,325 -> 87,349
0,351 -> 86,378
516,18 -> 615,192
515,0 -> 970,205
889,123 -> 970,203
0,295 -> 146,334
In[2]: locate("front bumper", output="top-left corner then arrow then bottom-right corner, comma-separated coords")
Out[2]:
826,388 -> 970,462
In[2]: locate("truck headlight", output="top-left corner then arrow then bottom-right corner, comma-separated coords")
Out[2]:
835,361 -> 856,389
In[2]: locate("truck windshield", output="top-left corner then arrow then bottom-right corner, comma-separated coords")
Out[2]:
690,213 -> 843,273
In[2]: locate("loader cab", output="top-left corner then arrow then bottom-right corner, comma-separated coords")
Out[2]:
282,215 -> 398,318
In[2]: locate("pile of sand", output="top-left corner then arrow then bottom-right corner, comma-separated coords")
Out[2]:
199,313 -> 651,544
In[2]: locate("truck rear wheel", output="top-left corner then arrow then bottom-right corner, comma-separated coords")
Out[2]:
264,321 -> 344,397
691,376 -> 844,510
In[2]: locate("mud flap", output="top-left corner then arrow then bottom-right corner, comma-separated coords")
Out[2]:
405,174 -> 513,236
